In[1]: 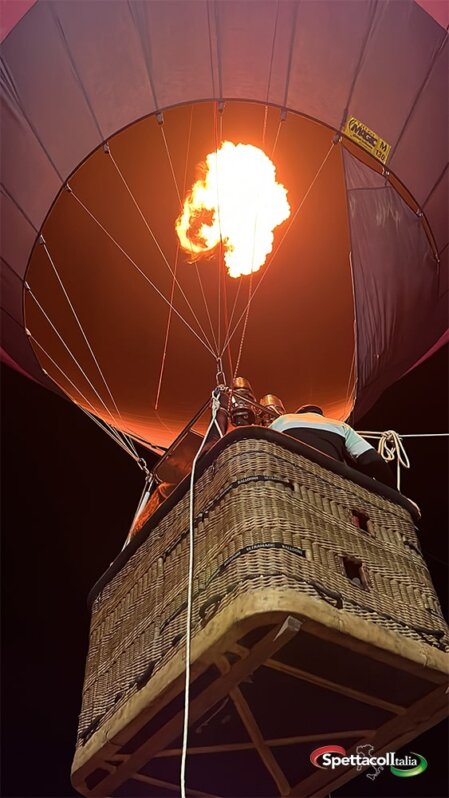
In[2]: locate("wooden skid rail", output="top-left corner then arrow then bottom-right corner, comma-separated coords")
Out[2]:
72,596 -> 448,798
72,436 -> 449,797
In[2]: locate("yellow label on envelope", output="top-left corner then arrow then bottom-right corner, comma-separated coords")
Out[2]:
345,116 -> 391,164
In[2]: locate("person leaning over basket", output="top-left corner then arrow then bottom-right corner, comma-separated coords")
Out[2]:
269,404 -> 395,489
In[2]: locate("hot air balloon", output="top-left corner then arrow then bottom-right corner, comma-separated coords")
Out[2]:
1,0 -> 448,452
1,1 -> 448,797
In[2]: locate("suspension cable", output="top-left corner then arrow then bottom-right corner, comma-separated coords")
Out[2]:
82,407 -> 148,465
232,100 -> 275,379
262,1 -> 280,149
122,473 -> 155,551
27,287 -> 129,434
220,140 -> 336,357
68,186 -> 217,358
213,102 -> 225,355
232,272 -> 254,379
156,113 -> 220,356
344,349 -> 357,417
105,145 -> 216,357
154,243 -> 180,410
158,123 -> 182,205
29,333 -> 146,462
155,105 -> 217,407
39,237 -> 140,459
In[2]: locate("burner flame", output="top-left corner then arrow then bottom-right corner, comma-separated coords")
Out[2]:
176,142 -> 290,278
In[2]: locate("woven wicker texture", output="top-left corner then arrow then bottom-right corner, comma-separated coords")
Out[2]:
76,438 -> 448,748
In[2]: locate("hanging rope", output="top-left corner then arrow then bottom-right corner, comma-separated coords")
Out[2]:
180,389 -> 224,798
358,429 -> 409,491
378,430 -> 410,492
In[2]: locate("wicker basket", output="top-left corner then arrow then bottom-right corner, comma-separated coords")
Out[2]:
72,430 -> 448,797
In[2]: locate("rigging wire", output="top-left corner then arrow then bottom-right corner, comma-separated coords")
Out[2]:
122,473 -> 155,551
27,288 -> 135,446
343,348 -> 357,419
158,117 -> 219,349
212,101 -> 226,356
270,114 -> 283,159
157,111 -> 220,356
29,333 -> 146,462
159,123 -> 182,205
155,105 -> 219,404
180,390 -> 224,798
220,30 -> 282,381
68,187 -> 217,358
40,238 -> 140,460
221,258 -> 234,379
106,145 -> 216,356
214,101 -> 236,378
232,271 -> 254,380
232,91 -> 279,380
154,242 -> 181,410
262,1 -> 280,148
220,140 -> 336,357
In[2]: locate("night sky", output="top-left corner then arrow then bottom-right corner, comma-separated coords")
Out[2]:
1,346 -> 448,798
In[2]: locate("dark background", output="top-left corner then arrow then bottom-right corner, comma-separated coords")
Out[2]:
1,347 -> 448,798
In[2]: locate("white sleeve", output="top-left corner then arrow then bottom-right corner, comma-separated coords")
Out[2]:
269,416 -> 284,431
344,426 -> 374,459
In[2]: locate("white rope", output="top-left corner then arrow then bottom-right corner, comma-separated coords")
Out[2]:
357,430 -> 449,491
358,430 -> 449,490
358,431 -> 449,438
180,390 -> 224,798
379,430 -> 409,492
358,429 -> 410,491
399,433 -> 449,438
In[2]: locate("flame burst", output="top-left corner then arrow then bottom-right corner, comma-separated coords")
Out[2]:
176,141 -> 290,278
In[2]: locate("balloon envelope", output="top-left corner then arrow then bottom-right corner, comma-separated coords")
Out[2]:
1,0 -> 447,448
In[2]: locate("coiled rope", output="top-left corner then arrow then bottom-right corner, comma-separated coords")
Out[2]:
357,430 -> 448,491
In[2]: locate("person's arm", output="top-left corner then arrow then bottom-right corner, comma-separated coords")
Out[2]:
344,426 -> 395,489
